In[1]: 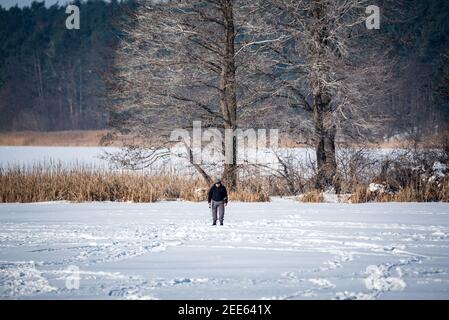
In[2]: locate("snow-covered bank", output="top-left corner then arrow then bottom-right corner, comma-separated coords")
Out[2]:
1,199 -> 449,299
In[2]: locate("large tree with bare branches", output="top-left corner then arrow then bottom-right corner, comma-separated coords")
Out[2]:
110,0 -> 392,192
109,0 -> 288,190
110,0 -> 256,189
245,0 -> 392,190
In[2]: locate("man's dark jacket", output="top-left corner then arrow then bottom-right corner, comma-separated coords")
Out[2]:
208,185 -> 228,204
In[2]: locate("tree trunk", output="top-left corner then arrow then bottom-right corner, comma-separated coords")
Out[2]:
188,148 -> 212,185
193,163 -> 213,186
310,4 -> 337,191
313,93 -> 337,190
220,0 -> 238,191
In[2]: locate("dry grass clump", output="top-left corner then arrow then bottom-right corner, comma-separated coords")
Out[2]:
299,189 -> 324,203
178,183 -> 271,202
0,165 -> 272,203
0,130 -> 111,146
348,179 -> 449,203
180,187 -> 208,202
0,165 -> 204,203
347,185 -> 369,203
229,189 -> 270,202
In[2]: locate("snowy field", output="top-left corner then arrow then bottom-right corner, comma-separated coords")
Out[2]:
1,199 -> 449,300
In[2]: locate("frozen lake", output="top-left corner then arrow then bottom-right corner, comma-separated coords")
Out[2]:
0,146 -> 114,169
0,146 -> 396,174
1,199 -> 448,299
0,146 -> 313,174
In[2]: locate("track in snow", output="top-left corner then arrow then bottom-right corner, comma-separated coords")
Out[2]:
1,199 -> 449,299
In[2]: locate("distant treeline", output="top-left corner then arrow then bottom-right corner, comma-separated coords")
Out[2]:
380,0 -> 449,137
0,0 -> 448,136
0,0 -> 134,131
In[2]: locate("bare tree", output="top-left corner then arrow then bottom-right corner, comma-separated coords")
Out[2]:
109,0 -> 295,190
245,0 -> 392,190
109,0 -> 393,192
110,0 -> 252,189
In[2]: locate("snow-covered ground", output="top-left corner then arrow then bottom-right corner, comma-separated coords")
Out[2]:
1,199 -> 449,300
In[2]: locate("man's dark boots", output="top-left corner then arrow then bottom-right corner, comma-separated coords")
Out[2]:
212,221 -> 217,226
220,221 -> 223,226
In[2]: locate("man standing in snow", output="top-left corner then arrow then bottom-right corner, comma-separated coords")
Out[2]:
208,180 -> 228,226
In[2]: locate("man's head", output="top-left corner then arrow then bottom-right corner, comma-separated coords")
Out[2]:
215,179 -> 222,187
